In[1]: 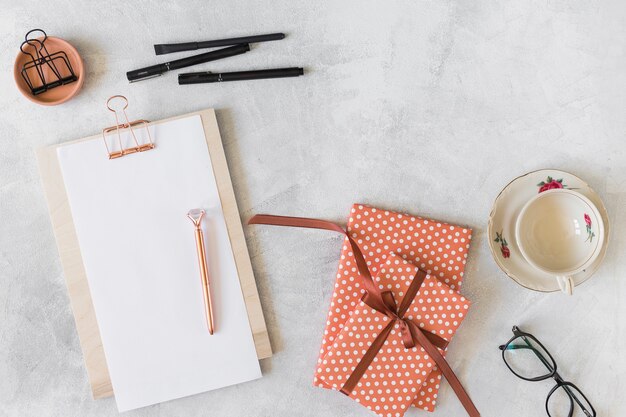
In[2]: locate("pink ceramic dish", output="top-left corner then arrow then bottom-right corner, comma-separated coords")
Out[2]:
13,36 -> 84,106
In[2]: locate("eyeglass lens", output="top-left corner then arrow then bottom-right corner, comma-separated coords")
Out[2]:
547,382 -> 595,417
503,335 -> 555,380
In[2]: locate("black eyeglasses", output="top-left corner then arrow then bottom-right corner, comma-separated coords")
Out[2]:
499,326 -> 596,417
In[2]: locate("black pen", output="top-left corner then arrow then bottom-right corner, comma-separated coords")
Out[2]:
127,43 -> 250,82
154,33 -> 285,55
178,67 -> 304,84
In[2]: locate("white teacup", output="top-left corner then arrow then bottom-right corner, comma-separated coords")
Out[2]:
515,189 -> 604,294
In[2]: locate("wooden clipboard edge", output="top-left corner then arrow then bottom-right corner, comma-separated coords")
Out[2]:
36,145 -> 113,399
197,109 -> 272,359
36,108 -> 272,400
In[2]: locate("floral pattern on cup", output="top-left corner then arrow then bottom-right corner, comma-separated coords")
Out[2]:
494,231 -> 510,258
537,176 -> 567,193
584,213 -> 595,243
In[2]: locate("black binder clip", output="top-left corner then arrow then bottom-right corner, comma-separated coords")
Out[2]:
19,29 -> 78,96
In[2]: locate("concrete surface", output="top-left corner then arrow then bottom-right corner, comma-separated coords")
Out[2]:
1,1 -> 625,416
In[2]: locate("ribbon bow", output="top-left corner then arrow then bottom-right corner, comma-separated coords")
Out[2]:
340,265 -> 451,398
364,283 -> 450,350
249,214 -> 480,417
380,290 -> 422,348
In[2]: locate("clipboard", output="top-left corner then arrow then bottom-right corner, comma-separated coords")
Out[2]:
36,101 -> 272,400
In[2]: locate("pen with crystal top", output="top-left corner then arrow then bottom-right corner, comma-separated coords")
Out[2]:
187,209 -> 215,334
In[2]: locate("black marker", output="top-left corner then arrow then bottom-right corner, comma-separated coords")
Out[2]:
154,33 -> 285,55
178,67 -> 304,84
126,43 -> 250,83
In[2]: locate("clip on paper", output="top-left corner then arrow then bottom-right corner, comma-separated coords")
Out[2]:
101,95 -> 155,159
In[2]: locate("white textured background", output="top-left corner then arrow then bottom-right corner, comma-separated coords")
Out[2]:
1,1 -> 625,416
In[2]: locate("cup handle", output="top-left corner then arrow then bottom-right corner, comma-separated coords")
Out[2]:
556,276 -> 574,295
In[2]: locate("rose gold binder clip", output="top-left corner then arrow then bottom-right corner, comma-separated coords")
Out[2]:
102,95 -> 155,159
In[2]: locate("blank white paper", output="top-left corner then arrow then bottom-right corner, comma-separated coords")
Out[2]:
57,115 -> 261,412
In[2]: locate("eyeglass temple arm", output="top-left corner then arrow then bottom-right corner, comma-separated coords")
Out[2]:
560,383 -> 594,416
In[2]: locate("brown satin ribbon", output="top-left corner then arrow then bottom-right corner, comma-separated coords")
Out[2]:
249,214 -> 480,417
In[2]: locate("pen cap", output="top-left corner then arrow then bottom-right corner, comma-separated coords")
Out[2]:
127,64 -> 164,82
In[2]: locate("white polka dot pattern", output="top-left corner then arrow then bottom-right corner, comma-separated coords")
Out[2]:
312,204 -> 473,414
315,253 -> 470,417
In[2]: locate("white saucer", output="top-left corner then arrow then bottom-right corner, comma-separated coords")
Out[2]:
488,169 -> 610,292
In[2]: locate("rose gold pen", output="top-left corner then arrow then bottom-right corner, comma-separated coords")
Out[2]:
187,209 -> 215,334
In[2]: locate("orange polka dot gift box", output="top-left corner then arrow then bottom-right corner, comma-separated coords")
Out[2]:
315,253 -> 470,416
248,204 -> 480,417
